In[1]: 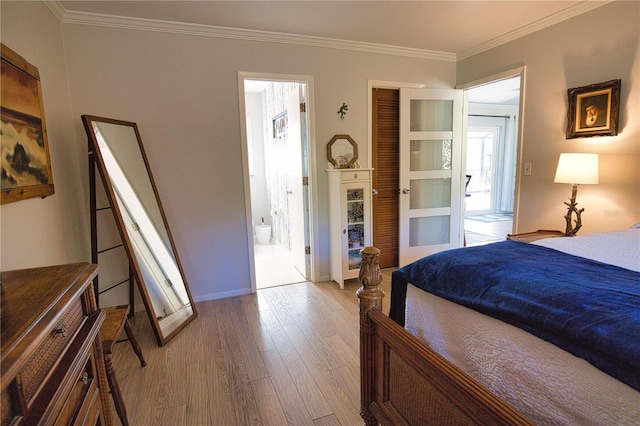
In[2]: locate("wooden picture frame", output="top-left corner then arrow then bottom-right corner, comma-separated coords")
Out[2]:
566,79 -> 621,139
1,43 -> 54,204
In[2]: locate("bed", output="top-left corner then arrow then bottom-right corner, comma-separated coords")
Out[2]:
357,227 -> 639,425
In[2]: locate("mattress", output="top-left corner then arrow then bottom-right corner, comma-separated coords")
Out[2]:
404,228 -> 640,425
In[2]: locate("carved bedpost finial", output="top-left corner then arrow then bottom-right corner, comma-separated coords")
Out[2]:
357,246 -> 383,426
357,246 -> 383,316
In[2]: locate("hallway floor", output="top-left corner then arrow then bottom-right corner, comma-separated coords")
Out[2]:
254,215 -> 512,290
464,213 -> 513,246
254,240 -> 307,289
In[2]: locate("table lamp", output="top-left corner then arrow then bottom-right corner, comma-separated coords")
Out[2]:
554,153 -> 599,236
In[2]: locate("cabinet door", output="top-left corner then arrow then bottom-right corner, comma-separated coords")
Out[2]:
342,181 -> 371,276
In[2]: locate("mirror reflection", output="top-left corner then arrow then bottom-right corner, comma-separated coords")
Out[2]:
83,116 -> 196,345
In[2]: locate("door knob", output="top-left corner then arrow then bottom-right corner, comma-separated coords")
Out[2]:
402,188 -> 410,194
372,189 -> 379,195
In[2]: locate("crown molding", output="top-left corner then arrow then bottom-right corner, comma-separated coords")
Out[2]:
458,1 -> 611,60
44,0 -> 65,21
45,0 -> 611,63
44,1 -> 455,62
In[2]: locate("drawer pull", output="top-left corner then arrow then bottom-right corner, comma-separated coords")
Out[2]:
52,326 -> 68,337
78,372 -> 89,384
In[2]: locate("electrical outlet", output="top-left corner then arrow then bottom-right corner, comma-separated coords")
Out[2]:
524,163 -> 532,176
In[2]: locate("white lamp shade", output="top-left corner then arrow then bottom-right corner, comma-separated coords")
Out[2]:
554,153 -> 599,184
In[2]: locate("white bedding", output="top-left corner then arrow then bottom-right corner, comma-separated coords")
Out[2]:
404,228 -> 640,425
533,228 -> 639,272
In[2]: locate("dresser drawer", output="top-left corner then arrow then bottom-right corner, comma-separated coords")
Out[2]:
20,312 -> 104,426
73,383 -> 102,426
340,170 -> 370,182
1,263 -> 109,426
20,298 -> 87,404
55,347 -> 99,425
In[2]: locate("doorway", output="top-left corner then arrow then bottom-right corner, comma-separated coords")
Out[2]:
369,73 -> 523,260
464,75 -> 521,245
240,75 -> 314,290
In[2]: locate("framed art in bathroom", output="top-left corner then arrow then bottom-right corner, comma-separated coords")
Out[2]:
272,110 -> 288,141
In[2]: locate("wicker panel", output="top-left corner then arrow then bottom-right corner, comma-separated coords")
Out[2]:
20,299 -> 86,403
0,386 -> 16,426
388,350 -> 475,426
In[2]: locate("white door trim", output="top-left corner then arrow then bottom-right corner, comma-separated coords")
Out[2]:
237,71 -> 318,293
457,66 -> 526,234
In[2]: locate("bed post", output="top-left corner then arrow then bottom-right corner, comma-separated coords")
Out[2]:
357,246 -> 383,426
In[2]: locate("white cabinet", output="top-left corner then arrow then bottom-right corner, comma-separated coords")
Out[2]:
328,169 -> 372,289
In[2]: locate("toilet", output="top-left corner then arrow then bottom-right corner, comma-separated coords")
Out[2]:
255,224 -> 271,244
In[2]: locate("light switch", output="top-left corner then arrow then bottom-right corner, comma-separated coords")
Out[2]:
524,163 -> 532,176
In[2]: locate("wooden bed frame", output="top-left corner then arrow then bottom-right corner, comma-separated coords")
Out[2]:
357,246 -> 533,425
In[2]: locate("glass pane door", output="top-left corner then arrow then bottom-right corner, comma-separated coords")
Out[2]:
466,127 -> 498,213
346,187 -> 365,270
399,89 -> 463,266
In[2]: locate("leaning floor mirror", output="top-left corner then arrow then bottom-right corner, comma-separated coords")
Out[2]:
82,115 -> 197,346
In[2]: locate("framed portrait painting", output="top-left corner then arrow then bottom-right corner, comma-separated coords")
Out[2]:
566,79 -> 621,139
1,43 -> 54,204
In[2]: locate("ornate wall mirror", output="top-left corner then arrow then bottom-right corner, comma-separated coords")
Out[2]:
82,115 -> 196,346
327,134 -> 358,168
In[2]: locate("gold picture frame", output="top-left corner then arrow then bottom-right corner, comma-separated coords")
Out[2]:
1,43 -> 54,204
327,134 -> 358,169
566,79 -> 621,139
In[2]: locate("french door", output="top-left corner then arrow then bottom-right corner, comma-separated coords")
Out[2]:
466,123 -> 500,214
398,88 -> 464,266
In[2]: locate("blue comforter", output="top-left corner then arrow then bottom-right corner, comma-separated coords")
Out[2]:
390,240 -> 640,392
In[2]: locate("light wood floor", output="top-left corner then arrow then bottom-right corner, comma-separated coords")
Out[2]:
111,271 -> 393,425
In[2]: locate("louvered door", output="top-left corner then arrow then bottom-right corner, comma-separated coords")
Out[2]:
372,88 -> 399,268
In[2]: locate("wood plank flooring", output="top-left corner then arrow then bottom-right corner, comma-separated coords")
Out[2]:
111,271 -> 393,425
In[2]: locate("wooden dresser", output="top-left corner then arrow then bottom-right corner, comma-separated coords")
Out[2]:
1,263 -> 111,425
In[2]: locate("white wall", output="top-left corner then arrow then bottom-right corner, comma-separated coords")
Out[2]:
458,1 -> 640,234
59,16 -> 455,300
3,1 -> 636,301
1,1 -> 89,270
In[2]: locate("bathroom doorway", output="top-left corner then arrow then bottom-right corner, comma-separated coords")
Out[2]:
240,74 -> 314,290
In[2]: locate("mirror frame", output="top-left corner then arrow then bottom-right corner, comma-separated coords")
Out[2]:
327,134 -> 358,169
82,115 -> 197,346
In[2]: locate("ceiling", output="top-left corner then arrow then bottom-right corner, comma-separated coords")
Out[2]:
57,1 -> 607,58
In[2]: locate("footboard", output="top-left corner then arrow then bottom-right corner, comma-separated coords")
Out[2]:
357,246 -> 532,425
